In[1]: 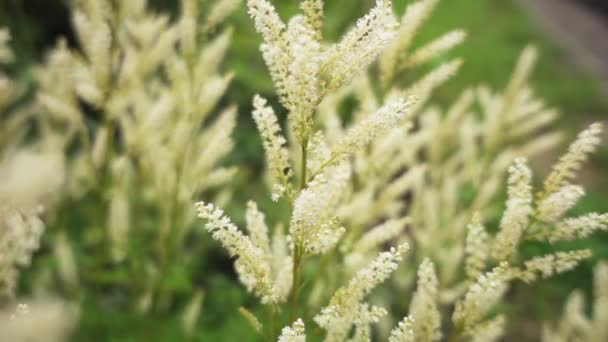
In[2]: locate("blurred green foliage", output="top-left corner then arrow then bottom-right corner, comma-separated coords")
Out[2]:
2,0 -> 607,340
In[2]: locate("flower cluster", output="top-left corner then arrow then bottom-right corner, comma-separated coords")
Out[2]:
314,244 -> 408,340
252,95 -> 292,201
247,0 -> 398,142
196,202 -> 278,304
278,319 -> 306,342
492,157 -> 534,261
31,0 -> 241,316
290,165 -> 351,255
408,258 -> 441,341
192,1 -> 608,341
542,262 -> 608,342
0,207 -> 45,299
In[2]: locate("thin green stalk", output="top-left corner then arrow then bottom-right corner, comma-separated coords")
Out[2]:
267,304 -> 277,341
289,245 -> 302,322
447,328 -> 462,342
300,141 -> 308,189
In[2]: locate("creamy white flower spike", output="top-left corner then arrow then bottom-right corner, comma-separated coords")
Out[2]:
542,261 -> 608,342
0,28 -> 14,64
464,214 -> 490,280
315,244 -> 409,339
409,258 -> 441,341
252,95 -> 292,200
319,97 -> 415,173
406,30 -> 466,68
542,122 -> 603,197
245,201 -> 272,258
278,319 -> 306,342
453,263 -> 510,334
470,315 -> 506,342
389,315 -> 415,342
549,213 -> 608,243
537,185 -> 585,223
514,250 -> 592,283
0,207 -> 45,299
196,202 -> 278,304
247,0 -> 399,142
492,158 -> 533,261
380,0 -> 441,85
290,165 -> 351,255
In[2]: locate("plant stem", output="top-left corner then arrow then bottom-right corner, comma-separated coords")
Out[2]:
300,140 -> 308,189
447,326 -> 462,342
289,245 -> 302,322
268,305 -> 277,341
289,140 -> 307,321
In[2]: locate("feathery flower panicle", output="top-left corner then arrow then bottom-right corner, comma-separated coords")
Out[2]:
0,150 -> 65,209
470,315 -> 506,342
321,0 -> 397,90
290,165 -> 351,255
492,157 -> 533,261
306,130 -> 331,174
399,59 -> 462,113
54,233 -> 78,291
247,0 -> 291,106
238,307 -> 263,335
181,289 -> 204,337
72,6 -> 113,104
300,0 -> 324,40
542,122 -> 602,197
409,258 -> 442,341
107,185 -> 130,262
542,261 -> 608,342
379,0 -> 440,84
252,95 -> 292,200
0,28 -> 14,64
315,244 -> 409,332
593,262 -> 608,339
353,217 -> 411,253
389,315 -> 415,342
513,250 -> 592,283
278,319 -> 306,342
192,106 -> 237,183
195,202 -> 277,304
0,207 -> 45,299
453,263 -> 510,333
504,45 -> 537,97
179,0 -> 197,59
202,0 -> 241,33
541,290 -> 587,342
348,304 -> 388,341
320,97 -> 414,172
271,224 -> 293,301
536,185 -> 585,223
464,213 -> 489,280
406,29 -> 466,68
0,299 -> 77,342
245,201 -> 271,257
247,0 -> 285,45
284,15 -> 323,141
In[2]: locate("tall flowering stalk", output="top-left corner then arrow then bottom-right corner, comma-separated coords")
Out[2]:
195,0 -> 608,341
30,0 -> 241,321
197,0 -> 417,339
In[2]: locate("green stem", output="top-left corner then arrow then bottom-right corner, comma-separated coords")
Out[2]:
447,325 -> 463,342
289,245 -> 302,322
267,304 -> 277,341
300,141 -> 308,189
289,140 -> 308,321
